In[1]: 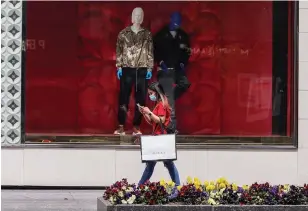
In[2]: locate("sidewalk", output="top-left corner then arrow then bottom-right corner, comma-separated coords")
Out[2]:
1,190 -> 103,211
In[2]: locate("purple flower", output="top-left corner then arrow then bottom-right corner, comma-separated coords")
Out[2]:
201,191 -> 208,197
126,193 -> 132,198
238,187 -> 244,193
270,186 -> 278,195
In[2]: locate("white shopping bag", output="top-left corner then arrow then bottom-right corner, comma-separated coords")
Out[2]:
140,134 -> 177,162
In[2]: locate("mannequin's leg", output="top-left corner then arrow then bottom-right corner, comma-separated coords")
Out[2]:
138,161 -> 157,185
133,68 -> 148,133
115,68 -> 134,134
174,70 -> 191,100
157,70 -> 176,127
163,161 -> 180,186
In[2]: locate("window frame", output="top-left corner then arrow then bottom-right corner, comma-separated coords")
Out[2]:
17,1 -> 299,149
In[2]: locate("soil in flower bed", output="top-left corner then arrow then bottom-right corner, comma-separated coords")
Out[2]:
103,177 -> 308,206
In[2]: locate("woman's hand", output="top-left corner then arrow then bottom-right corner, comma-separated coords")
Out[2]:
142,107 -> 151,115
138,106 -> 144,114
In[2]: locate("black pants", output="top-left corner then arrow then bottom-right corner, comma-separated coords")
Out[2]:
157,68 -> 191,128
118,67 -> 148,127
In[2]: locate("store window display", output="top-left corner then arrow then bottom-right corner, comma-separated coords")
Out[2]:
25,2 -> 294,142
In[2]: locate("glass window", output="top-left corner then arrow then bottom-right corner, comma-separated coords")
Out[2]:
24,1 -> 297,146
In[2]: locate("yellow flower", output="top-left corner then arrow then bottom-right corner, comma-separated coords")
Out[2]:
204,181 -> 209,187
221,177 -> 227,182
283,184 -> 290,193
210,181 -> 215,185
168,180 -> 175,187
206,184 -> 215,192
217,177 -> 227,184
216,178 -> 222,184
194,180 -> 201,190
160,179 -> 166,186
242,185 -> 249,190
194,178 -> 201,188
195,182 -> 201,189
219,183 -> 226,189
194,177 -> 200,183
232,183 -> 238,191
187,176 -> 193,184
208,198 -> 217,205
177,186 -> 182,191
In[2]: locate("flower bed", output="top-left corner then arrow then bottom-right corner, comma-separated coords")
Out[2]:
103,177 -> 308,206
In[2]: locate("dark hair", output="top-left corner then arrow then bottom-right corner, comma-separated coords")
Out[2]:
148,81 -> 165,96
148,81 -> 169,108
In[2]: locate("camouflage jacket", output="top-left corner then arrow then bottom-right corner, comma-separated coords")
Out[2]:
116,27 -> 154,69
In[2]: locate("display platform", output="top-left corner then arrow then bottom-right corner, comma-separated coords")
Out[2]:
24,134 -> 293,149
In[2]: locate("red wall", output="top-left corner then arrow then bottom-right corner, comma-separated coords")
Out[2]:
25,2 -> 80,133
25,1 -> 276,135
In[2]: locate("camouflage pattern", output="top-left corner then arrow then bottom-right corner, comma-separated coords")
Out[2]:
116,27 -> 154,69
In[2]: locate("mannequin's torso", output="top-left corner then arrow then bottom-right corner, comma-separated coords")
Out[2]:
153,25 -> 190,68
115,27 -> 153,69
115,7 -> 154,69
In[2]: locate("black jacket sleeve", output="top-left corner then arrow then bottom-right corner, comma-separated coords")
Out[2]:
153,29 -> 165,65
179,30 -> 191,66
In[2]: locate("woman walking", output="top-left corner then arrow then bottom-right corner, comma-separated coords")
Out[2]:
137,81 -> 180,199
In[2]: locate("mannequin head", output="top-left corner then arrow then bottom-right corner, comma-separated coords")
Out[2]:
169,12 -> 182,31
131,7 -> 144,26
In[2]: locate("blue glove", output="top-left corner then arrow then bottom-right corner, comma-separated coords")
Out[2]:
160,61 -> 168,72
146,69 -> 152,79
180,63 -> 185,71
117,68 -> 122,80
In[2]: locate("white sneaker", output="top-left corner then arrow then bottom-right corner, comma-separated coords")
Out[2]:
132,127 -> 142,136
114,126 -> 125,135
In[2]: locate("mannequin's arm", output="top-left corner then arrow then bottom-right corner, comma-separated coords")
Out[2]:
179,31 -> 191,66
153,30 -> 164,65
116,34 -> 124,68
147,32 -> 154,69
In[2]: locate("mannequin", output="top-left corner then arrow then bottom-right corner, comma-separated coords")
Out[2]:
153,12 -> 191,132
115,7 -> 154,135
